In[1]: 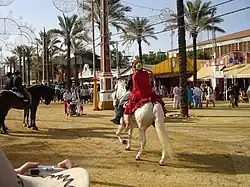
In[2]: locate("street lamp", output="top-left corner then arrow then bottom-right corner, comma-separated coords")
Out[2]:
0,0 -> 15,6
52,0 -> 77,13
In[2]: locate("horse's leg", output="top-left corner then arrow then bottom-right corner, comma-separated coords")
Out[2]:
125,127 -> 133,151
135,127 -> 146,160
116,118 -> 126,144
31,107 -> 38,130
0,114 -> 8,134
26,109 -> 30,127
23,109 -> 27,127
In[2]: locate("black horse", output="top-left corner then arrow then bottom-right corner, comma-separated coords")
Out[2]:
0,85 -> 54,134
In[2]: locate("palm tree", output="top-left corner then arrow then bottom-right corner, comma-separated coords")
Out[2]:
168,0 -> 225,85
36,30 -> 61,83
52,14 -> 85,89
12,45 -> 24,75
122,17 -> 157,62
81,0 -> 131,31
72,40 -> 85,84
24,45 -> 34,85
185,0 -> 225,84
4,56 -> 18,72
177,0 -> 188,117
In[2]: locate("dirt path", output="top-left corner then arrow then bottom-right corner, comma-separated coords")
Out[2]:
1,102 -> 250,187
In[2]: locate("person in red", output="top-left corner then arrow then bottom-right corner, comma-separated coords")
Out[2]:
124,60 -> 166,131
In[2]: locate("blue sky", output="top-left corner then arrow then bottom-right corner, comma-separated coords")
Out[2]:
0,0 -> 249,58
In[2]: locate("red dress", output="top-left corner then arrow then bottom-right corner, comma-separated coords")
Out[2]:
124,71 -> 163,115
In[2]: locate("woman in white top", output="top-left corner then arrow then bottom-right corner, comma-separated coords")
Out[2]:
206,85 -> 215,107
63,89 -> 72,115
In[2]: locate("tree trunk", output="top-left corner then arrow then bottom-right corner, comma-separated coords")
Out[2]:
67,40 -> 71,90
177,0 -> 188,117
19,55 -> 22,76
13,63 -> 16,72
137,39 -> 143,63
192,34 -> 197,85
27,58 -> 31,85
9,65 -> 12,73
23,51 -> 26,84
74,53 -> 78,85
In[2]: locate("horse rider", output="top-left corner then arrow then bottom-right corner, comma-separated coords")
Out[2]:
111,83 -> 132,125
124,60 -> 166,131
4,72 -> 14,90
13,70 -> 29,103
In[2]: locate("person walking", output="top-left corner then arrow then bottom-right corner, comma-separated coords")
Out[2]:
63,89 -> 72,115
173,85 -> 180,109
193,84 -> 202,108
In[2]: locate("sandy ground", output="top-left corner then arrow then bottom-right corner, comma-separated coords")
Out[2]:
0,101 -> 250,187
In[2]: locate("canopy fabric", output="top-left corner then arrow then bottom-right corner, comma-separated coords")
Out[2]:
188,66 -> 212,81
223,64 -> 248,78
235,64 -> 250,78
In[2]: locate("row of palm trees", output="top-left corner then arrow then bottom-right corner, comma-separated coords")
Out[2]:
4,0 -> 224,90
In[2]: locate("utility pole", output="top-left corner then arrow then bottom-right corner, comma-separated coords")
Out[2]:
92,0 -> 99,111
42,27 -> 46,84
116,41 -> 120,78
99,0 -> 113,109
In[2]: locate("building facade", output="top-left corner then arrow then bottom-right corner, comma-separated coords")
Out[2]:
169,29 -> 250,58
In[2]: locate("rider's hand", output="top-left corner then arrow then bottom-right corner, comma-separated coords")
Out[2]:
15,159 -> 73,175
15,162 -> 39,175
57,159 -> 73,169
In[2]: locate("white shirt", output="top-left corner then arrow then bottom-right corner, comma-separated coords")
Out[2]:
72,91 -> 79,100
80,89 -> 89,96
63,92 -> 72,101
193,87 -> 202,97
207,87 -> 213,96
173,86 -> 180,96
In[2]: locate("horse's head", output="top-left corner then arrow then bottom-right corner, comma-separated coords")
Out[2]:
28,85 -> 54,105
113,79 -> 127,102
43,86 -> 55,105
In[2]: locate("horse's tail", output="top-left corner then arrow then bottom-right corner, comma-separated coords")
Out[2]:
153,102 -> 175,160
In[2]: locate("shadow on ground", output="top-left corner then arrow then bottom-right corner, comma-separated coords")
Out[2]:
164,152 -> 250,175
7,126 -> 117,140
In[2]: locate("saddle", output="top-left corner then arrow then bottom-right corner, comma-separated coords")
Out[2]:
4,89 -> 24,98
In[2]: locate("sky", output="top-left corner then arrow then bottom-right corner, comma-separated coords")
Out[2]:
0,0 -> 249,59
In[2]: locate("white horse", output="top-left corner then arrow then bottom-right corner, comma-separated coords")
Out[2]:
113,79 -> 174,165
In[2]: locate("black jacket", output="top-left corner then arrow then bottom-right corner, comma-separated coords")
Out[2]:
127,74 -> 133,91
5,77 -> 13,90
13,76 -> 23,88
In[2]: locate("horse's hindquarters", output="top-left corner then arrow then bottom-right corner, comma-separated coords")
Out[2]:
134,102 -> 154,127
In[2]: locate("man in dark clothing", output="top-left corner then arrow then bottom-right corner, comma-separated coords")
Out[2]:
13,70 -> 29,103
232,84 -> 239,107
4,72 -> 14,90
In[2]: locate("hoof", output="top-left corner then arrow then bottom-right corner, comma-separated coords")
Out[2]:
125,147 -> 131,151
159,160 -> 164,166
27,126 -> 32,128
32,126 -> 39,131
23,124 -> 27,127
135,156 -> 140,161
1,130 -> 8,134
122,140 -> 128,145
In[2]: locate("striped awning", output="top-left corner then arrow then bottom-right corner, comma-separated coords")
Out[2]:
235,64 -> 250,78
223,64 -> 248,78
189,66 -> 212,81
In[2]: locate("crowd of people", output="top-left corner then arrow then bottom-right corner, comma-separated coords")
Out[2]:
170,83 -> 216,109
52,82 -> 94,115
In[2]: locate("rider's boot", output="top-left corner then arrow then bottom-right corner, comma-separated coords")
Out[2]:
124,114 -> 132,132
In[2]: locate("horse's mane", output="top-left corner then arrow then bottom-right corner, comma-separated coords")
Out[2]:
27,85 -> 54,94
